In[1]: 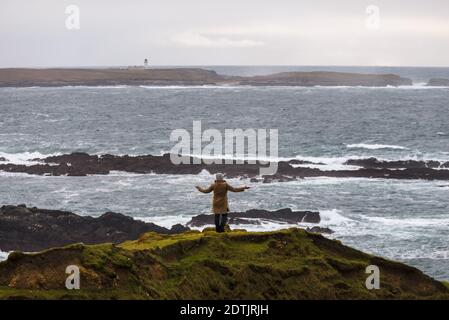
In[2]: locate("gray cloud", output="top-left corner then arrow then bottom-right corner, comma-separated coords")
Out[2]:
1,0 -> 448,67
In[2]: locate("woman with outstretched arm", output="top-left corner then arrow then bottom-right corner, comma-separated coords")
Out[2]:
196,173 -> 250,232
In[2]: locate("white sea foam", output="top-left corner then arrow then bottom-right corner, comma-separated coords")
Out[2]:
1,148 -> 448,173
136,84 -> 449,90
365,215 -> 449,227
315,84 -> 449,90
60,85 -> 130,89
176,151 -> 449,171
225,220 -> 297,232
107,170 -> 155,177
0,171 -> 39,177
135,214 -> 193,228
134,208 -> 355,234
179,152 -> 293,163
320,209 -> 353,225
139,85 -> 242,90
291,155 -> 363,171
0,151 -> 60,165
3,85 -> 132,89
291,163 -> 360,171
346,143 -> 408,150
175,152 -> 364,171
4,83 -> 449,91
392,249 -> 449,260
0,250 -> 9,262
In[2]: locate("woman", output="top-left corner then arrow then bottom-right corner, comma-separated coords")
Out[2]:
195,173 -> 250,232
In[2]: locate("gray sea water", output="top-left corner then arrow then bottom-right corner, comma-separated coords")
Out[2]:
0,66 -> 448,280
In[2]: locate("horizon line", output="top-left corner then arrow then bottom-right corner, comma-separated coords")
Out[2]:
2,64 -> 449,69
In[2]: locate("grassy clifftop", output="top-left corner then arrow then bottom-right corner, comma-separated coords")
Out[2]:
0,228 -> 448,299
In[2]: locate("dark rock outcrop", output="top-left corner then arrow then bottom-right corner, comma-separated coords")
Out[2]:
187,208 -> 320,227
345,158 -> 449,169
2,152 -> 449,181
0,204 -> 189,252
426,78 -> 449,86
262,174 -> 298,183
305,226 -> 334,234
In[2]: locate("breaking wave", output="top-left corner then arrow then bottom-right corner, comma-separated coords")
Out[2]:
0,250 -> 9,262
346,143 -> 408,150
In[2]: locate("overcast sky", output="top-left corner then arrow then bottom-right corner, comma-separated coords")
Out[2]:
1,0 -> 449,67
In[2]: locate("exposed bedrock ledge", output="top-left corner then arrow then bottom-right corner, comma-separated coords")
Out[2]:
187,208 -> 321,227
345,158 -> 449,169
0,68 -> 412,87
1,152 -> 449,181
0,204 -> 189,252
0,205 -> 330,252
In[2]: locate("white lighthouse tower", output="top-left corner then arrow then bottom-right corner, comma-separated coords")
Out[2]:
144,58 -> 149,69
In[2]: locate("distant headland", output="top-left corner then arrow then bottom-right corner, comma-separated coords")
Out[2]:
0,67 -> 415,87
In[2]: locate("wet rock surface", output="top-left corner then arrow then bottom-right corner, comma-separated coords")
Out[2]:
1,153 -> 449,181
345,157 -> 449,169
187,208 -> 321,227
305,226 -> 334,234
0,204 -> 332,252
0,204 -> 189,252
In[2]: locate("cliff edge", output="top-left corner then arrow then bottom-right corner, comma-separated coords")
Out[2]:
0,228 -> 447,299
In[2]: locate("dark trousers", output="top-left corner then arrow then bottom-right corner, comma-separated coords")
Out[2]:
214,214 -> 228,233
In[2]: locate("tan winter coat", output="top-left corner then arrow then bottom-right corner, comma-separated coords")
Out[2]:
197,180 -> 245,214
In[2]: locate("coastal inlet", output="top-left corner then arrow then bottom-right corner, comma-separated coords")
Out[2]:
0,66 -> 449,281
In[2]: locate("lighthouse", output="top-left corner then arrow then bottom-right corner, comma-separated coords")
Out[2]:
144,58 -> 148,69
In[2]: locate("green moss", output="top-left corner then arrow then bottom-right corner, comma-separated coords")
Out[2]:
119,231 -> 205,251
0,286 -> 146,300
0,228 -> 448,300
81,243 -> 133,271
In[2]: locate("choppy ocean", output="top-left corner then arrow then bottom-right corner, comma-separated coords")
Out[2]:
0,66 -> 448,280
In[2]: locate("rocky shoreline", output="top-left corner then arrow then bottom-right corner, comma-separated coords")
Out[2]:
1,152 -> 449,181
345,157 -> 449,169
0,205 -> 327,252
0,205 -> 188,252
187,208 -> 320,227
0,205 -> 447,299
0,68 -> 413,87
